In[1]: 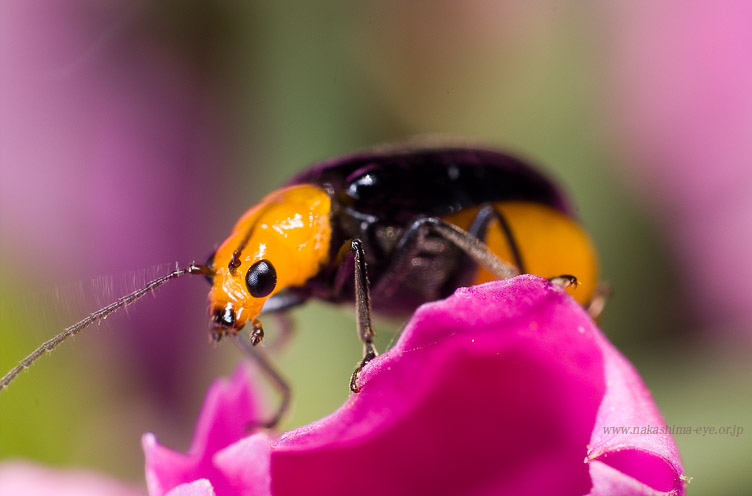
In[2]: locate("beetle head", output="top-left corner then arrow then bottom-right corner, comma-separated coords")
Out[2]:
205,184 -> 332,342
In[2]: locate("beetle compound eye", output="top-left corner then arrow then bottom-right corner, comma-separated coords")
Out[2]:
246,259 -> 277,298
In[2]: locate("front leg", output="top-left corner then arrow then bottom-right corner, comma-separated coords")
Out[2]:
259,290 -> 309,351
347,238 -> 378,393
227,291 -> 308,427
231,334 -> 291,429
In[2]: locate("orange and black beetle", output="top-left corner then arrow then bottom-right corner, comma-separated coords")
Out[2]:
1,143 -> 599,424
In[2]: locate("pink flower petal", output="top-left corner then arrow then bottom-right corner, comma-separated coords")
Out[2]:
164,480 -> 216,496
272,277 -> 607,494
588,461 -> 677,496
212,433 -> 272,496
0,461 -> 144,496
586,332 -> 683,493
143,276 -> 685,495
143,367 -> 260,496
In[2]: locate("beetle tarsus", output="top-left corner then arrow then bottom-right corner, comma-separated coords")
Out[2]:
549,274 -> 579,289
349,343 -> 377,393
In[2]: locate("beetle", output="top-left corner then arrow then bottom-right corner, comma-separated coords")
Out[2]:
0,143 -> 599,425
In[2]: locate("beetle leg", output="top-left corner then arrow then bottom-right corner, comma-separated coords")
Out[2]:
347,220 -> 518,392
549,274 -> 579,290
370,220 -> 431,300
348,238 -> 378,393
227,292 -> 309,427
373,215 -> 521,300
260,290 -> 309,351
231,334 -> 291,429
423,218 -> 519,280
467,204 -> 526,273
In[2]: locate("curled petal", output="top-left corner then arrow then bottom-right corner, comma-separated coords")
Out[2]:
586,331 -> 684,494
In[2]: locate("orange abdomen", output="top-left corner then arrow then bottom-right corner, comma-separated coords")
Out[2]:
443,202 -> 598,305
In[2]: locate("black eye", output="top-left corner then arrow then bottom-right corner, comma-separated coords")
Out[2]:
245,259 -> 277,298
204,252 -> 216,285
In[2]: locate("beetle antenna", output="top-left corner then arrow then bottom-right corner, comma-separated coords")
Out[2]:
0,263 -> 211,392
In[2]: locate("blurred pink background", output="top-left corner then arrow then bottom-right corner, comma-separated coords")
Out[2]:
1,1 -> 750,493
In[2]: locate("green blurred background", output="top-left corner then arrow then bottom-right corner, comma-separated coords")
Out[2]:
1,1 -> 750,494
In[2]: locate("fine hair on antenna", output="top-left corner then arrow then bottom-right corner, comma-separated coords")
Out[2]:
0,262 -> 211,392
